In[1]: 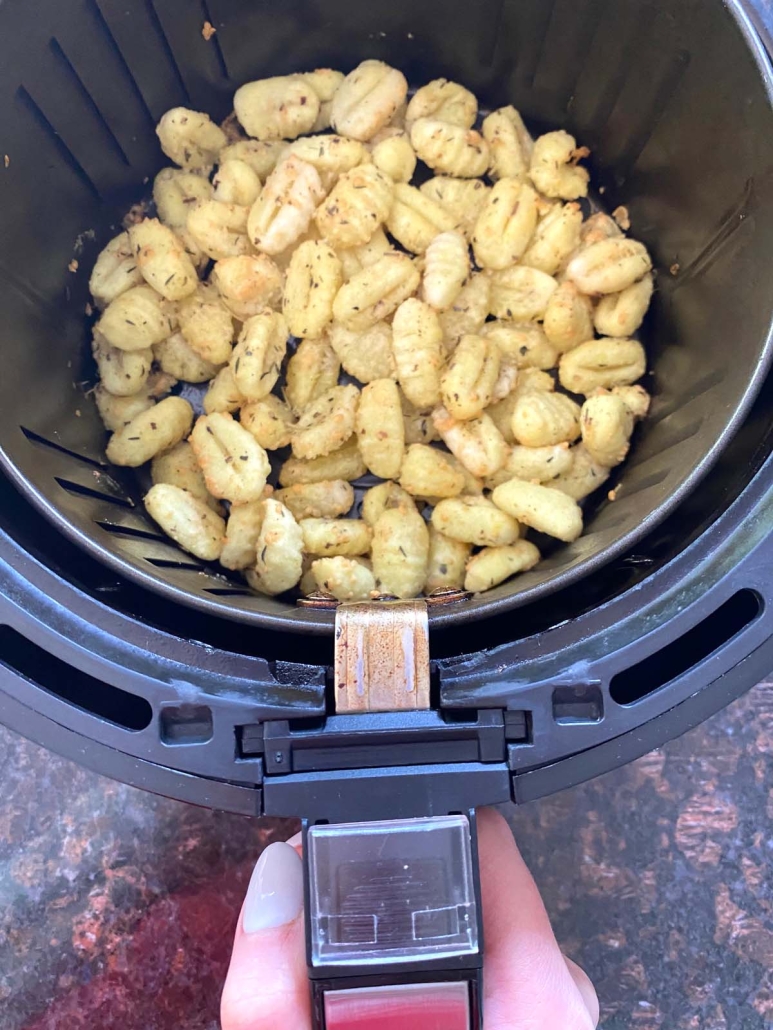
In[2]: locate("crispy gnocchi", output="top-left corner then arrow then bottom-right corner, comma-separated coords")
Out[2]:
86,62 -> 656,601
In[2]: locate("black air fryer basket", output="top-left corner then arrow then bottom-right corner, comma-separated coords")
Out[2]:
1,0 -> 773,1024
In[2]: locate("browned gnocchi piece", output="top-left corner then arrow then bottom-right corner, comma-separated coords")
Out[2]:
580,392 -> 635,468
203,366 -> 245,414
279,436 -> 367,486
177,284 -> 234,365
521,202 -> 583,275
558,337 -> 647,395
482,106 -> 532,181
593,274 -> 654,337
315,164 -> 394,250
97,285 -> 171,352
547,443 -> 610,501
566,238 -> 652,295
431,495 -> 520,547
529,130 -> 589,200
248,155 -> 326,256
511,392 -> 581,448
220,500 -> 264,570
154,332 -> 221,384
331,60 -> 408,142
361,481 -> 415,527
410,119 -> 489,178
300,517 -> 372,557
275,480 -> 354,521
240,395 -> 297,450
371,503 -> 429,598
310,556 -> 376,602
283,240 -> 343,338
399,444 -> 465,499
543,281 -> 594,353
247,498 -> 304,595
211,254 -> 283,320
187,200 -> 252,260
286,134 -> 367,191
425,527 -> 472,593
292,384 -> 360,460
151,440 -> 222,513
229,310 -> 288,401
481,321 -> 558,370
370,131 -> 416,183
329,321 -> 395,383
284,336 -> 341,414
333,252 -> 420,331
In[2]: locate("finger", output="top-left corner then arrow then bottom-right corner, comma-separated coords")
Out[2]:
477,808 -> 598,1029
221,842 -> 311,1030
565,956 -> 600,1027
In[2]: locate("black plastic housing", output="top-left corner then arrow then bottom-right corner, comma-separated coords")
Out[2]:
0,0 -> 772,828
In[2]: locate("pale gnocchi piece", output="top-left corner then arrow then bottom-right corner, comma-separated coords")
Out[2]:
283,240 -> 343,338
284,336 -> 341,414
593,274 -> 654,337
370,131 -> 416,183
300,517 -> 372,557
212,159 -> 262,206
492,478 -> 584,542
420,177 -> 490,240
356,379 -> 404,480
438,273 -> 491,352
558,337 -> 647,395
529,130 -> 589,200
579,212 -> 624,248
337,226 -> 393,280
233,75 -> 320,140
521,202 -> 583,275
580,392 -> 634,468
154,331 -> 222,383
431,495 -> 520,547
386,182 -> 458,254
240,395 -> 297,450
89,232 -> 144,308
151,440 -> 222,513
361,481 -> 415,526
95,385 -> 156,431
391,298 -> 444,409
279,436 -> 367,485
106,396 -> 193,467
229,310 -> 288,401
219,139 -> 289,180
549,443 -> 611,501
501,443 -> 574,483
472,180 -> 539,270
330,60 -> 408,142
156,108 -> 227,174
481,321 -> 558,370
612,384 -> 651,420
311,556 -> 376,602
329,321 -> 395,383
425,527 -> 472,593
247,498 -> 304,595
401,394 -> 441,446
410,119 -> 489,178
440,334 -> 500,421
487,370 -> 561,444
405,78 -> 477,130
399,443 -> 464,499
211,254 -> 283,319
482,106 -> 533,182
153,168 -> 213,230
422,231 -> 470,311
187,200 -> 251,260
292,384 -> 360,460
92,335 -> 152,396
144,483 -> 225,561
248,155 -> 326,256
203,366 -> 245,414
287,133 -> 367,190
177,284 -> 234,365
189,411 -> 270,503
220,500 -> 264,570
301,68 -> 346,132
97,285 -> 171,352
511,392 -> 581,448
333,252 -> 420,331
275,480 -> 354,521
566,238 -> 652,295
543,281 -> 595,353
432,406 -> 509,478
315,164 -> 394,250
371,503 -> 430,598
488,266 -> 559,322
464,539 -> 541,592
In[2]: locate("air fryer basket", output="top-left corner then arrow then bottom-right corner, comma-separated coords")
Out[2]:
0,0 -> 772,634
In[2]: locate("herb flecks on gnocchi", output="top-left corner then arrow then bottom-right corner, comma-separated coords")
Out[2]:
86,62 -> 655,600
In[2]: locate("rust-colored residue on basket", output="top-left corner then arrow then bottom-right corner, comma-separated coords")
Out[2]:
334,600 -> 430,713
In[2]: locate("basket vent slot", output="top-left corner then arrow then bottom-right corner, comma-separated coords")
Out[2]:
610,589 -> 762,706
0,625 -> 152,730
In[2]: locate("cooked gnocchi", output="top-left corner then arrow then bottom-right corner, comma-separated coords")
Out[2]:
86,62 -> 656,601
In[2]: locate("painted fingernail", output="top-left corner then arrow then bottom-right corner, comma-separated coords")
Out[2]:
243,841 -> 304,933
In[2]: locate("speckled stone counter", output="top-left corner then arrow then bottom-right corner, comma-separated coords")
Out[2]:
1,680 -> 772,1030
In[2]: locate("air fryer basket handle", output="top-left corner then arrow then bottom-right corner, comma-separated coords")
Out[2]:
302,601 -> 483,1030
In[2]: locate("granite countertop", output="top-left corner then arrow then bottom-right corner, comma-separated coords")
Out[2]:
1,679 -> 771,1029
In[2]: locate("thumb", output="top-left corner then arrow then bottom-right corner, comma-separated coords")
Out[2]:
221,841 -> 311,1030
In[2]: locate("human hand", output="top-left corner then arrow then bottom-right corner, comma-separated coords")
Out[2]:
221,808 -> 598,1029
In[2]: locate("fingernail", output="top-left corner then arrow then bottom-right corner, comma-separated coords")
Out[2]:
243,841 -> 304,933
